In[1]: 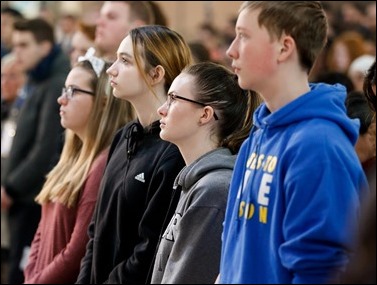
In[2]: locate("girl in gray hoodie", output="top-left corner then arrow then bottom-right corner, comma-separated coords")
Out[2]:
151,62 -> 261,284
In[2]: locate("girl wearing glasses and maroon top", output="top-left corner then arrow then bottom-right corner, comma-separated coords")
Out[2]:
23,57 -> 129,284
76,25 -> 192,284
151,62 -> 261,284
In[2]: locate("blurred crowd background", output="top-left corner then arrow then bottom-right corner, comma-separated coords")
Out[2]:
2,1 -> 376,80
1,1 -> 376,284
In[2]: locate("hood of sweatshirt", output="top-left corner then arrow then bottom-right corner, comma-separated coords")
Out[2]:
253,83 -> 359,144
174,148 -> 236,191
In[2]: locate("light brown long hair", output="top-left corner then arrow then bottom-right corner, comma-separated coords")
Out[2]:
36,60 -> 130,207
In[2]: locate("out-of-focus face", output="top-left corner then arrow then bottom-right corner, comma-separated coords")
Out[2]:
348,70 -> 365,92
158,73 -> 204,147
1,13 -> 17,47
106,35 -> 148,102
366,3 -> 376,30
57,66 -> 94,139
1,60 -> 26,102
12,31 -> 47,71
355,122 -> 376,164
226,8 -> 279,92
59,16 -> 76,34
70,31 -> 95,67
331,42 -> 351,73
341,3 -> 363,24
95,2 -> 133,60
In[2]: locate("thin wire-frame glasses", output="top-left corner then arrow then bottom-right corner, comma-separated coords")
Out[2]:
167,92 -> 219,120
61,86 -> 95,100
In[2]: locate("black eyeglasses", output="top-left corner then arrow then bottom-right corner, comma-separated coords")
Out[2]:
61,86 -> 95,100
167,92 -> 218,120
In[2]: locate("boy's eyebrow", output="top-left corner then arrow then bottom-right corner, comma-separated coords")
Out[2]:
236,26 -> 248,32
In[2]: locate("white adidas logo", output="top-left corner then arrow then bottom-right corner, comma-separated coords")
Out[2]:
135,173 -> 145,183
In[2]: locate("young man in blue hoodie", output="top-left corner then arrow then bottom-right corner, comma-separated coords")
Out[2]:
218,2 -> 368,284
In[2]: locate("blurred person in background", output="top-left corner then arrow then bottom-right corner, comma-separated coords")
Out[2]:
313,71 -> 354,93
1,7 -> 23,59
1,52 -> 26,284
339,60 -> 376,285
197,23 -> 223,64
1,53 -> 26,123
345,91 -> 376,173
147,1 -> 168,26
348,55 -> 375,91
365,2 -> 376,39
326,31 -> 369,74
364,61 -> 376,112
70,22 -> 96,67
1,18 -> 70,284
57,13 -> 78,56
188,42 -> 210,63
94,1 -> 155,61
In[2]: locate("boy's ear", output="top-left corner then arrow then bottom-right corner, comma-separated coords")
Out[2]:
278,35 -> 295,62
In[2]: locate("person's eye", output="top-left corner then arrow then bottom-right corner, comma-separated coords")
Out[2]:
121,57 -> 130,65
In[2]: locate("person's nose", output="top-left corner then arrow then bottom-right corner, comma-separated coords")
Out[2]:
57,92 -> 68,105
106,62 -> 118,77
157,101 -> 168,117
226,39 -> 238,60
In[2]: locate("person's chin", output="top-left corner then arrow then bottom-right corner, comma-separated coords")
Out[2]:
112,91 -> 122,99
60,121 -> 68,129
159,130 -> 169,141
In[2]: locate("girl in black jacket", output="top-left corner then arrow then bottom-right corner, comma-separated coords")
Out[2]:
76,25 -> 192,284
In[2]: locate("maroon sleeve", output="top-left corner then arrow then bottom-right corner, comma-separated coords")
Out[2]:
24,150 -> 108,284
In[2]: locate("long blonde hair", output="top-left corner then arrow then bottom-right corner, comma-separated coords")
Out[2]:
36,60 -> 130,207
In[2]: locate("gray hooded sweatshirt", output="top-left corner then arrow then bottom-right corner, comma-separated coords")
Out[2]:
151,148 -> 236,284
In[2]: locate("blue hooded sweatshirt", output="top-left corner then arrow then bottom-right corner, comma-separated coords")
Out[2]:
220,83 -> 368,284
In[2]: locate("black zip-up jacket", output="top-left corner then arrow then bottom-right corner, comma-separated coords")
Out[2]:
76,120 -> 185,284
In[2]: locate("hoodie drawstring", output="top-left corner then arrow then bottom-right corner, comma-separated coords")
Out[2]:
125,122 -> 143,159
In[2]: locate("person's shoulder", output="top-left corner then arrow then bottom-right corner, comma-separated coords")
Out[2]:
198,168 -> 233,188
188,171 -> 231,209
51,49 -> 71,76
91,148 -> 110,172
192,154 -> 233,197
